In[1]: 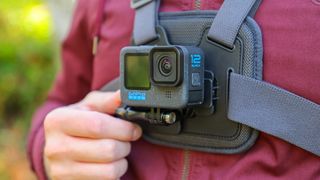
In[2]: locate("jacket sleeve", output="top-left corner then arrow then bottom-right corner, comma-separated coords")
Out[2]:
27,1 -> 98,179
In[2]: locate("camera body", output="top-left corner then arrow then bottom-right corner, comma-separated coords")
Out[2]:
120,45 -> 204,109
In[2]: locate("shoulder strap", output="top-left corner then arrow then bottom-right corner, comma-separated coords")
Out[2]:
207,0 -> 260,49
228,73 -> 320,156
132,0 -> 262,46
248,0 -> 263,17
132,0 -> 159,45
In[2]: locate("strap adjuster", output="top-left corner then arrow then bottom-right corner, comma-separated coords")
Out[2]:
131,0 -> 153,9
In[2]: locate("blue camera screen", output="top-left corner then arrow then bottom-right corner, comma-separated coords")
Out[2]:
125,54 -> 150,90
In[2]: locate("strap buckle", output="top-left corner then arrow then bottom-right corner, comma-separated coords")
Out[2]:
131,0 -> 153,9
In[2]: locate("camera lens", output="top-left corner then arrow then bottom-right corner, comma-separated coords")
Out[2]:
158,56 -> 173,76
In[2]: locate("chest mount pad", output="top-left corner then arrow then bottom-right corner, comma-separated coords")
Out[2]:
118,0 -> 263,154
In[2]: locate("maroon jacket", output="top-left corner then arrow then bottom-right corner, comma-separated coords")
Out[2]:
28,0 -> 320,179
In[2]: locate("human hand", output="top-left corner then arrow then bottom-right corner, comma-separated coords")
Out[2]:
44,91 -> 142,180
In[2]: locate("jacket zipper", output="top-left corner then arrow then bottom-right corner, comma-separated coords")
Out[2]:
181,1 -> 202,179
194,0 -> 202,10
181,1 -> 201,177
181,150 -> 191,180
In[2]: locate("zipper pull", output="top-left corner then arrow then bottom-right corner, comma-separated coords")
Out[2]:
194,0 -> 201,10
92,36 -> 99,56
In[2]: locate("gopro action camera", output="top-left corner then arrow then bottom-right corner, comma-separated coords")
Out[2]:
116,45 -> 209,125
120,46 -> 205,109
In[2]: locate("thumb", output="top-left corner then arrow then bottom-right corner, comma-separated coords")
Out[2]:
79,90 -> 121,114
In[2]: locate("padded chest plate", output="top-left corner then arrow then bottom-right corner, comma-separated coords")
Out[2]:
138,11 -> 263,154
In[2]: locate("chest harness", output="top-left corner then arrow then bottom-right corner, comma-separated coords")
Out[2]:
100,0 -> 320,156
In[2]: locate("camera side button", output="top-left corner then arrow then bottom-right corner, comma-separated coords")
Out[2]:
192,73 -> 201,87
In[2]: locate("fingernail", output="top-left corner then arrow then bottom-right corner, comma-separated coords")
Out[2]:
133,126 -> 142,139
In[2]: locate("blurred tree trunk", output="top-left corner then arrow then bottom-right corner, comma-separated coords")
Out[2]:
46,0 -> 76,41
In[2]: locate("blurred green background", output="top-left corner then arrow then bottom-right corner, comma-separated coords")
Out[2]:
0,0 -> 73,179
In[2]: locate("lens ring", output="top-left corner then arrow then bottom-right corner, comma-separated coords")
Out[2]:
158,56 -> 173,76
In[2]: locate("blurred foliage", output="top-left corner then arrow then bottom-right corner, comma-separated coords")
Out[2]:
0,0 -> 57,179
0,1 -> 56,127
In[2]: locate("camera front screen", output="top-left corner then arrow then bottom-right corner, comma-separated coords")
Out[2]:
125,54 -> 150,90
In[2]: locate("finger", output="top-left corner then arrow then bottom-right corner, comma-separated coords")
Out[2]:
50,159 -> 128,180
49,108 -> 142,141
80,90 -> 121,114
65,137 -> 131,163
